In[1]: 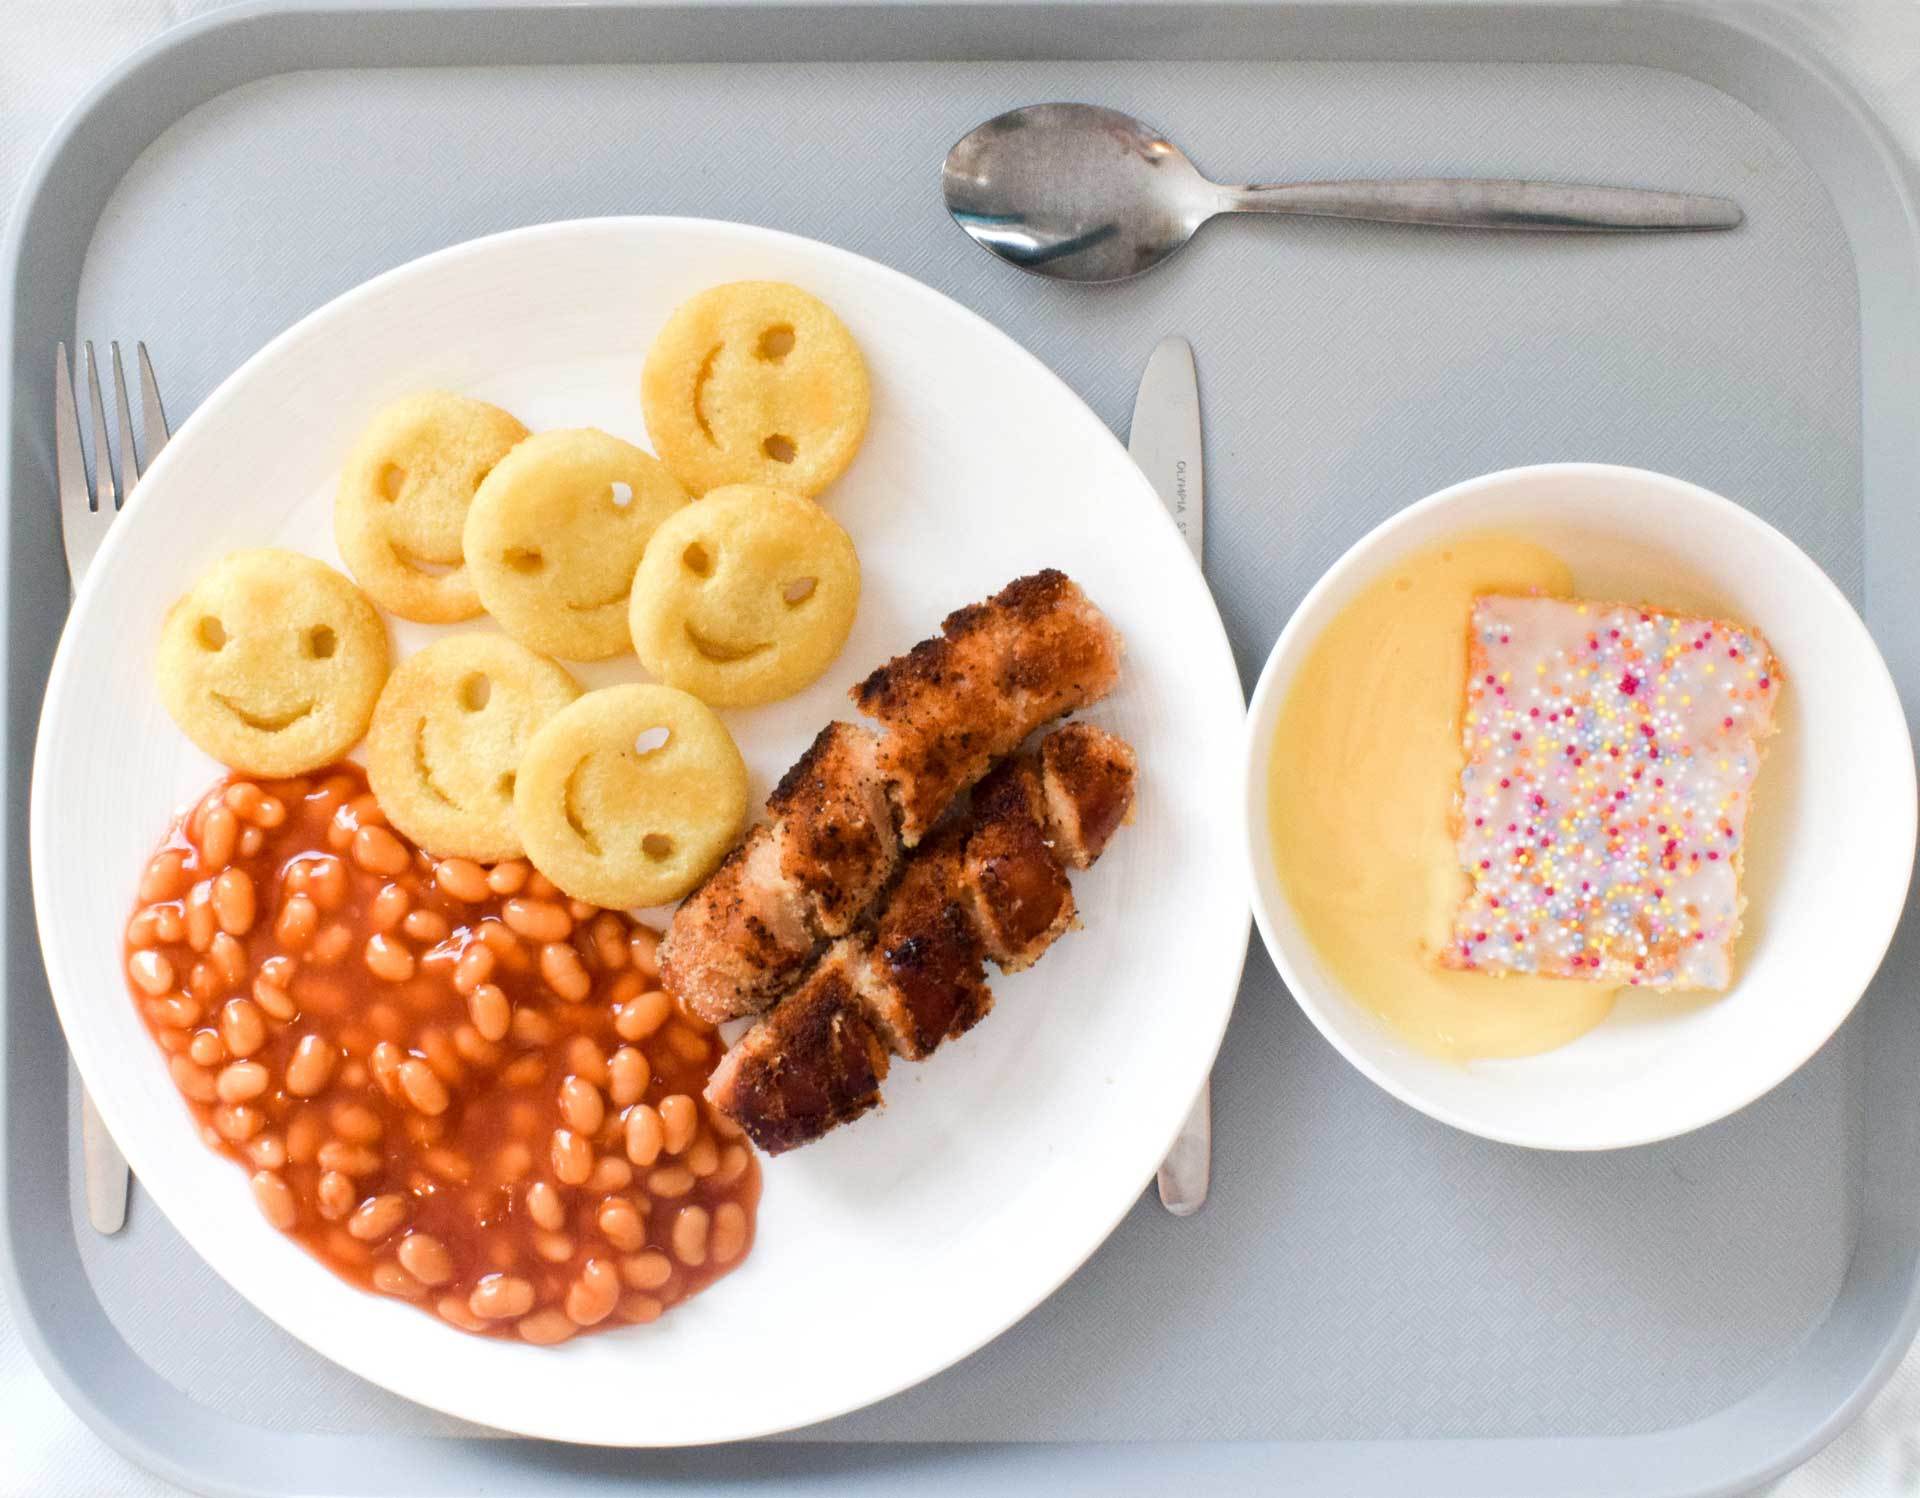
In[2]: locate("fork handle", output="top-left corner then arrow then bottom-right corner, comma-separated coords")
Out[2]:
82,1088 -> 129,1233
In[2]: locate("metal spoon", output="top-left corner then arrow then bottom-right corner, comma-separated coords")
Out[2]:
942,103 -> 1744,283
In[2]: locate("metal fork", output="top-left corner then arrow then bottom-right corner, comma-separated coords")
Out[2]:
54,339 -> 170,1234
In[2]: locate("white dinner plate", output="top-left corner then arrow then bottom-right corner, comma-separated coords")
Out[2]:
30,218 -> 1248,1445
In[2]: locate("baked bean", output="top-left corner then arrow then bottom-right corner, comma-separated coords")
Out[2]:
589,913 -> 629,970
259,954 -> 296,990
628,926 -> 661,981
211,867 -> 256,936
658,1094 -> 698,1155
139,848 -> 191,903
153,906 -> 186,945
225,781 -> 285,828
369,882 -> 410,933
618,1294 -> 665,1324
331,1100 -> 384,1145
452,1024 -> 500,1068
397,1231 -> 453,1286
435,858 -> 490,903
251,1170 -> 298,1230
305,855 -> 349,911
510,1007 -> 556,1048
238,826 -> 265,858
402,908 -> 449,944
469,1274 -> 534,1320
664,1023 -> 713,1065
151,994 -> 203,1029
563,1035 -> 608,1087
188,1029 -> 226,1068
351,824 -> 409,877
186,959 -> 223,1005
217,1060 -> 270,1103
559,1075 -> 605,1135
598,1198 -> 647,1252
219,997 -> 267,1058
621,1251 -> 673,1290
710,1202 -> 748,1265
156,1028 -> 193,1056
252,978 -> 298,1022
311,922 -> 353,965
316,1170 -> 355,1220
587,1157 -> 632,1193
210,932 -> 249,990
200,804 -> 239,867
421,1148 -> 472,1183
369,1041 -> 406,1102
213,1103 -> 263,1142
526,1181 -> 567,1232
516,1308 -> 575,1345
287,1110 -> 325,1164
169,1055 -> 218,1103
614,987 -> 671,1043
185,880 -> 217,952
550,1128 -> 594,1185
486,859 -> 528,896
503,898 -> 571,943
649,1165 -> 696,1199
398,1059 -> 450,1116
477,919 -> 524,961
246,1133 -> 287,1170
684,1135 -> 720,1178
495,1142 -> 532,1182
128,948 -> 173,996
126,909 -> 161,949
286,1034 -> 338,1096
501,1054 -> 546,1089
525,871 -> 559,900
607,1047 -> 649,1108
467,983 -> 510,1042
452,942 -> 495,996
371,1262 -> 424,1299
348,1193 -> 409,1241
566,1258 -> 620,1326
706,1101 -> 746,1142
540,942 -> 592,1002
714,1144 -> 751,1188
624,1106 -> 665,1168
671,1205 -> 710,1267
318,1140 -> 381,1177
275,892 -> 319,950
437,1296 -> 489,1332
364,933 -> 416,983
418,1028 -> 464,1085
534,1230 -> 576,1263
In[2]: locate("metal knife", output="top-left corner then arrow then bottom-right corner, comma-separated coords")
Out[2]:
1128,336 -> 1211,1217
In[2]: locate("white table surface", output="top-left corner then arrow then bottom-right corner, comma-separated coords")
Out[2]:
3,0 -> 1919,1493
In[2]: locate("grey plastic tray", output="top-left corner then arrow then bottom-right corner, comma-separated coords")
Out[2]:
6,1 -> 1919,1493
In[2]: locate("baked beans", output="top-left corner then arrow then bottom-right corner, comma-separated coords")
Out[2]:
127,767 -> 759,1343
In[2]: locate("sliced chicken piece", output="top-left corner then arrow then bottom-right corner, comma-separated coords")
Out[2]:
854,825 -> 993,1060
765,723 -> 900,937
658,826 -> 817,1025
851,570 -> 1122,845
963,757 -> 1076,973
1038,722 -> 1138,868
703,945 -> 890,1155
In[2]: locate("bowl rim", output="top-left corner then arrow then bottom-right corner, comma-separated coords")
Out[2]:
1240,460 -> 1917,1150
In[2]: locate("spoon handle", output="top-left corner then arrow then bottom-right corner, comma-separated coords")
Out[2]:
1223,178 -> 1742,232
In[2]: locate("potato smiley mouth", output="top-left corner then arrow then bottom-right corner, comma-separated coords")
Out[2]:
563,581 -> 633,614
213,693 -> 317,733
388,541 -> 463,581
684,624 -> 771,665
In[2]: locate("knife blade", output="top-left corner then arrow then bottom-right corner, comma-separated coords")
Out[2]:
1128,336 -> 1211,1216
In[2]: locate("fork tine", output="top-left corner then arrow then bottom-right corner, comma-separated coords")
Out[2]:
83,342 -> 118,512
110,342 -> 140,489
137,343 -> 170,460
54,343 -> 89,514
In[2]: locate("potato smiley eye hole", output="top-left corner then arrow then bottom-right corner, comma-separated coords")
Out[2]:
682,542 -> 713,577
196,616 -> 227,651
783,577 -> 817,606
504,547 -> 544,574
641,833 -> 675,861
305,625 -> 337,659
497,770 -> 516,798
756,324 -> 795,362
762,434 -> 797,465
610,481 -> 633,508
633,726 -> 671,756
377,463 -> 406,501
459,673 -> 491,712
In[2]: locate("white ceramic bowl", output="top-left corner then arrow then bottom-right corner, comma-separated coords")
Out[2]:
1243,463 -> 1916,1150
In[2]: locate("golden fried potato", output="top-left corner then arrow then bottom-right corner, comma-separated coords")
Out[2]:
156,549 -> 389,775
641,282 -> 869,497
365,634 -> 581,861
334,391 -> 528,622
513,684 -> 748,908
465,428 -> 689,660
629,484 -> 860,707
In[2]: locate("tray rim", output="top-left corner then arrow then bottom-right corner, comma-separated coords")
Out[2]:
4,1 -> 1918,1493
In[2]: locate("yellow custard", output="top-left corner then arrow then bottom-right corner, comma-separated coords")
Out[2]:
1268,535 -> 1616,1060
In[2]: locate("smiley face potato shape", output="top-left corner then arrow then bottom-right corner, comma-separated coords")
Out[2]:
465,428 -> 690,661
156,549 -> 390,776
628,485 -> 861,708
641,281 -> 870,498
364,634 -> 581,861
334,390 -> 529,623
513,684 -> 749,908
